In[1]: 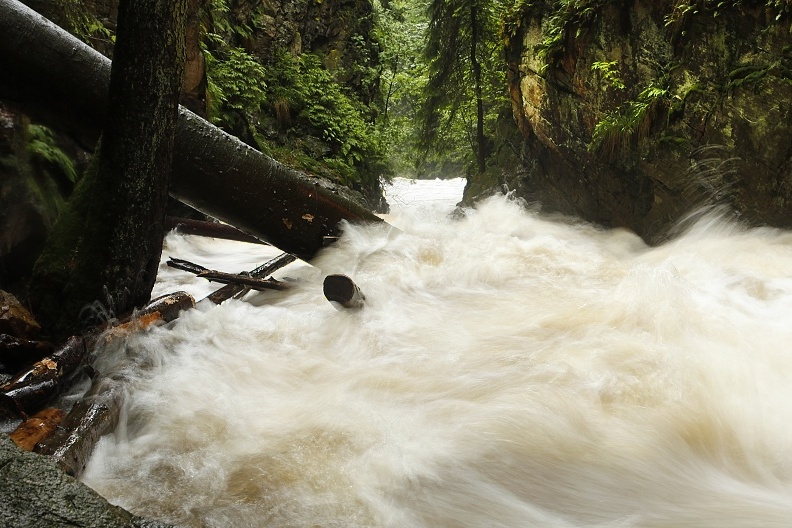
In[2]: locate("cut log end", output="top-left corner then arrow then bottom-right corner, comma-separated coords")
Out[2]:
323,274 -> 365,310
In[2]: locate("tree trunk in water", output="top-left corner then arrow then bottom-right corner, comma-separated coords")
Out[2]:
26,0 -> 188,338
0,0 -> 384,266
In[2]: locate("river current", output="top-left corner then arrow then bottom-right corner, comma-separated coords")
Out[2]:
83,178 -> 792,527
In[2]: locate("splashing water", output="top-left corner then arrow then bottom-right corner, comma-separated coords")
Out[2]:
82,179 -> 792,527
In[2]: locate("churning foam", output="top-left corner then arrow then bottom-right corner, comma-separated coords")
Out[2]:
82,191 -> 792,527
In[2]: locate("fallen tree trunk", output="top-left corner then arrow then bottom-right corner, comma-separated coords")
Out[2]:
35,291 -> 195,476
164,216 -> 267,245
0,0 -> 386,262
36,376 -> 123,477
0,336 -> 86,419
323,274 -> 366,309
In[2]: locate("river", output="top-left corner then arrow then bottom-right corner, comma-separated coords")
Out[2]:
82,177 -> 792,527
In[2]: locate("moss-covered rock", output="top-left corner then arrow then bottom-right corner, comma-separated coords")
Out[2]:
482,0 -> 792,240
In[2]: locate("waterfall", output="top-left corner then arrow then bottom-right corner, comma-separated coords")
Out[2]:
82,178 -> 792,527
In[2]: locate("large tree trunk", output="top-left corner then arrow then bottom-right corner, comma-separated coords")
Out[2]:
0,0 -> 384,266
26,0 -> 188,338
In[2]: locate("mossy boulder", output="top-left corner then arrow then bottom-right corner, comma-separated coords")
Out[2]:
479,0 -> 792,240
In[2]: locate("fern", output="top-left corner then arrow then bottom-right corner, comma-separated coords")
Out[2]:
27,125 -> 78,184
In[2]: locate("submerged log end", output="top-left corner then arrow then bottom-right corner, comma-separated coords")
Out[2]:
323,274 -> 365,310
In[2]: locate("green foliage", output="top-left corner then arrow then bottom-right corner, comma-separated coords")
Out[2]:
666,0 -> 792,29
56,0 -> 114,46
204,42 -> 268,131
262,52 -> 384,187
590,83 -> 672,159
27,125 -> 78,185
421,0 -> 509,174
503,0 -> 608,72
591,60 -> 625,90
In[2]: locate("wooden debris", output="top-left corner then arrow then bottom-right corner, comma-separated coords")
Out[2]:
167,256 -> 293,296
0,291 -> 194,421
9,407 -> 65,451
0,336 -> 86,418
323,274 -> 366,309
36,376 -> 123,477
164,216 -> 267,245
205,252 -> 297,304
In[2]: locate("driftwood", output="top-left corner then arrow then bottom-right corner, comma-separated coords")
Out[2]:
30,291 -> 195,475
204,252 -> 297,304
36,376 -> 123,476
0,336 -> 86,419
0,0 -> 386,262
164,216 -> 267,245
323,274 -> 366,309
0,291 -> 194,424
9,407 -> 65,451
167,255 -> 294,298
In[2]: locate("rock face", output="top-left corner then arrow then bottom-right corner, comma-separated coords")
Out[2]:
0,434 -> 171,527
483,1 -> 792,241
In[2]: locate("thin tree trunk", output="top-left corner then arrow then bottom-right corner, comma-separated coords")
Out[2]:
470,3 -> 486,174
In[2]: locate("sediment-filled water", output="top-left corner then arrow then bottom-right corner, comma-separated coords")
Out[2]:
83,178 -> 792,527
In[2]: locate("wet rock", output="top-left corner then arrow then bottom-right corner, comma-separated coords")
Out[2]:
0,290 -> 41,339
482,1 -> 792,241
0,434 -> 171,527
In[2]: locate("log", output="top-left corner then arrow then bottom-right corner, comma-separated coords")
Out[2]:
0,336 -> 86,418
204,252 -> 297,304
166,258 -> 289,291
36,376 -> 123,477
9,407 -> 64,451
35,291 -> 195,476
164,216 -> 267,245
323,274 -> 366,309
0,291 -> 194,421
0,0 -> 387,262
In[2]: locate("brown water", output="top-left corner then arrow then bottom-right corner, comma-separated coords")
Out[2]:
82,181 -> 792,527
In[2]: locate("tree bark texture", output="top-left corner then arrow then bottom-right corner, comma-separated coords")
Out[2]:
25,0 -> 189,337
0,0 -> 384,265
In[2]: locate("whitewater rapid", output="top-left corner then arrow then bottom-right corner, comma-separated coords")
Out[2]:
82,178 -> 792,527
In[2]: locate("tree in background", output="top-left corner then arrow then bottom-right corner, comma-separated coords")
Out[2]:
29,0 -> 188,338
420,0 -> 505,176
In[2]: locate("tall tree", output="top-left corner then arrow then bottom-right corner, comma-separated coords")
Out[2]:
30,0 -> 188,338
420,0 -> 500,174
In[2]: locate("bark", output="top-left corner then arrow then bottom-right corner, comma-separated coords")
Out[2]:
26,0 -> 189,338
36,376 -> 123,477
165,216 -> 266,245
0,291 -> 193,421
0,336 -> 86,418
166,258 -> 290,291
0,0 -> 384,265
9,407 -> 64,451
205,253 -> 297,303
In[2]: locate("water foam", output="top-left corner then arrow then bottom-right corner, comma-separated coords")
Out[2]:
82,186 -> 792,527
